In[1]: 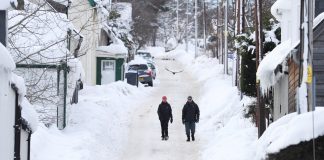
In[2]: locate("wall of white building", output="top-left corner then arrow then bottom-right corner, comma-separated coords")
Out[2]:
69,0 -> 100,85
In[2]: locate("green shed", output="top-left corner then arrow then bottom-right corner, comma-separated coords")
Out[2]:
96,45 -> 128,85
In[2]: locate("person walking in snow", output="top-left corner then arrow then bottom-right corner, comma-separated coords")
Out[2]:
157,96 -> 173,140
182,96 -> 200,142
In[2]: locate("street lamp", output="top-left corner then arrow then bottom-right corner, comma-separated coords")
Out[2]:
194,0 -> 198,58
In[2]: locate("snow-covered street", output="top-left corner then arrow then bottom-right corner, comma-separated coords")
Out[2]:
121,58 -> 201,160
3,0 -> 324,159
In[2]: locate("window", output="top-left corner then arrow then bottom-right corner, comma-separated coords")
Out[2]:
103,61 -> 114,71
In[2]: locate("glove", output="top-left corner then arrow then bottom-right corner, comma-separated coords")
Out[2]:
182,119 -> 185,124
170,118 -> 173,123
196,119 -> 199,123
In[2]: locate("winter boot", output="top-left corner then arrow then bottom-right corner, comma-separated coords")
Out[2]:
186,135 -> 190,142
165,136 -> 169,140
162,136 -> 165,140
192,135 -> 195,141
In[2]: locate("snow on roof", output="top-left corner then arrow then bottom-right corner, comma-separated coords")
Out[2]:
52,0 -> 69,6
0,43 -> 16,71
271,0 -> 292,21
256,108 -> 324,159
0,0 -> 16,10
96,44 -> 128,57
257,40 -> 299,90
137,50 -> 150,53
314,12 -> 324,29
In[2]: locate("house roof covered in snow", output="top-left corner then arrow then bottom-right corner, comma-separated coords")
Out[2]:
96,44 -> 128,58
256,40 -> 299,90
257,13 -> 324,90
314,12 -> 324,29
271,0 -> 292,21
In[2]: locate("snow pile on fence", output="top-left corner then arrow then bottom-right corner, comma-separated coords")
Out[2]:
255,108 -> 324,159
31,81 -> 152,160
0,43 -> 15,70
165,45 -> 258,160
0,43 -> 39,132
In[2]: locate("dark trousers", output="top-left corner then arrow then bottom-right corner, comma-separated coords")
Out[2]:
185,122 -> 195,137
160,120 -> 169,138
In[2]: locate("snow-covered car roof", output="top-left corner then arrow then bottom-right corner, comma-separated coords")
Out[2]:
128,57 -> 148,65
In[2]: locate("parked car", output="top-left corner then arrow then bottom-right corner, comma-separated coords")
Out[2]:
127,60 -> 154,87
136,50 -> 154,62
147,62 -> 157,79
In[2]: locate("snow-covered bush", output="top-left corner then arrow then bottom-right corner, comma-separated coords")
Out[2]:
235,33 -> 256,96
235,19 -> 281,97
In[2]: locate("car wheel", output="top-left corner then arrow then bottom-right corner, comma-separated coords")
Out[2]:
148,81 -> 153,87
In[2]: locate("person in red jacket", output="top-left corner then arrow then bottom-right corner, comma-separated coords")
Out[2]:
157,96 -> 173,140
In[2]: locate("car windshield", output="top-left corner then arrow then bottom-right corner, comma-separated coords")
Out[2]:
128,64 -> 148,70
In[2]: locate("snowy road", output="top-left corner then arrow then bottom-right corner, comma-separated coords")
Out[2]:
120,58 -> 201,160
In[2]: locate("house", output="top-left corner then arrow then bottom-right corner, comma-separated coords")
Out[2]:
68,0 -> 129,85
257,0 -> 324,122
96,42 -> 127,85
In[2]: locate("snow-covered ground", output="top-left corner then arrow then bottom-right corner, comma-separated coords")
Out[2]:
31,82 -> 152,160
30,45 -> 258,160
28,45 -> 324,160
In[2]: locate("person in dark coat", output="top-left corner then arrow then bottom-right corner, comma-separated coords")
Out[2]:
157,96 -> 173,140
182,96 -> 200,142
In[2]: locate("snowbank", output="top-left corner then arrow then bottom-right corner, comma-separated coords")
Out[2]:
165,37 -> 178,51
255,108 -> 324,159
31,81 -> 152,160
145,46 -> 166,58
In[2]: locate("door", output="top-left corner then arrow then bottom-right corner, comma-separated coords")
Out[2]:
101,60 -> 115,84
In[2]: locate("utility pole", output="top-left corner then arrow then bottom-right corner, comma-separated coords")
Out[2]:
307,0 -> 314,111
235,0 -> 241,86
176,0 -> 179,41
219,0 -> 224,64
185,0 -> 189,52
224,0 -> 228,74
203,0 -> 206,55
255,0 -> 266,138
195,0 -> 198,58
